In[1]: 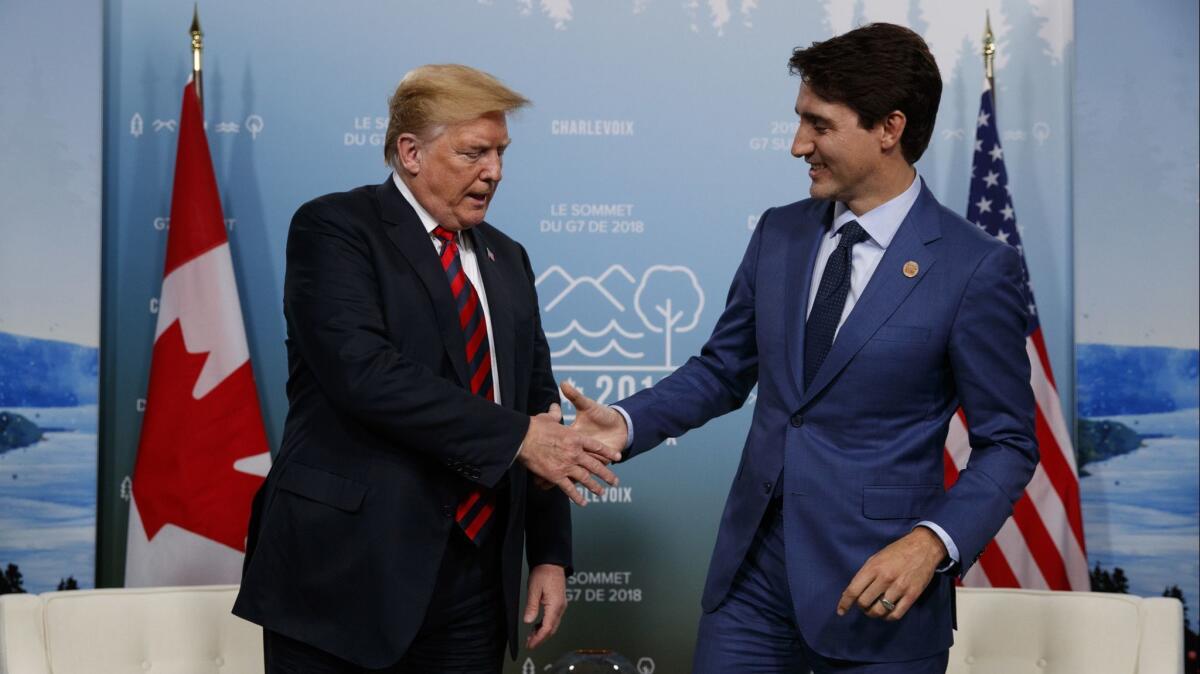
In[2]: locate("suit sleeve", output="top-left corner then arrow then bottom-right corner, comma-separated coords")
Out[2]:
925,242 -> 1039,575
515,244 -> 573,571
283,199 -> 529,487
614,209 -> 768,458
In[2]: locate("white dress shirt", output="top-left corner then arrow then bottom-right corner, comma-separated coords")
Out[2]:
392,172 -> 503,406
806,172 -> 921,336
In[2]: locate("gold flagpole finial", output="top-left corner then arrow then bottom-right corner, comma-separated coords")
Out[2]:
190,4 -> 204,107
982,11 -> 996,95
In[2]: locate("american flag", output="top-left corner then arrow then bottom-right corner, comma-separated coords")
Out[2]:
944,84 -> 1090,591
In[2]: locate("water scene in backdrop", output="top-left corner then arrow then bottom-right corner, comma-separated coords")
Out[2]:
1077,344 -> 1199,628
0,332 -> 99,594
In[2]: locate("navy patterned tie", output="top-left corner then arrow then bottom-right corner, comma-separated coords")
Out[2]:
804,221 -> 869,389
433,226 -> 496,544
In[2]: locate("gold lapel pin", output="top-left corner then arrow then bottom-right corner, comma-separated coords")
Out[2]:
903,261 -> 919,278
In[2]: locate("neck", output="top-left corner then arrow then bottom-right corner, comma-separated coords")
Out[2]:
845,164 -> 917,216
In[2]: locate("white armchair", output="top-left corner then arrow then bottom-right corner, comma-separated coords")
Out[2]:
0,584 -> 262,674
949,587 -> 1184,674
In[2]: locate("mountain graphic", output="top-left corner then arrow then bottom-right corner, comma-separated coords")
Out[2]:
536,265 -> 647,364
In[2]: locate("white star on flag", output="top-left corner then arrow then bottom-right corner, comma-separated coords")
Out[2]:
995,229 -> 1010,243
975,196 -> 993,214
977,111 -> 990,127
975,139 -> 983,153
983,170 -> 1000,187
989,145 -> 1004,161
1001,205 -> 1015,221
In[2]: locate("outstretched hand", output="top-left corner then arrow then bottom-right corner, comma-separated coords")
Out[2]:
560,380 -> 630,455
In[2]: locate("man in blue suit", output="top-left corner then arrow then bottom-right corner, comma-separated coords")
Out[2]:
564,23 -> 1037,673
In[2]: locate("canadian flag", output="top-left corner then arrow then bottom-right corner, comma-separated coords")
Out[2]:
124,81 -> 271,586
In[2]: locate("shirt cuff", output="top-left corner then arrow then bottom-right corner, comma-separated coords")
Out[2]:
609,405 -> 635,450
915,521 -> 959,573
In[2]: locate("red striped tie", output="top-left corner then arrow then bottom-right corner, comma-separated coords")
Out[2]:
433,226 -> 496,544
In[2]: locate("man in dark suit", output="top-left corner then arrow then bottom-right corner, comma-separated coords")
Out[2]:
564,24 -> 1038,673
234,64 -> 620,673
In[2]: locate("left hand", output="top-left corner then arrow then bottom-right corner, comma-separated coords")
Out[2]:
524,563 -> 567,649
836,527 -> 947,622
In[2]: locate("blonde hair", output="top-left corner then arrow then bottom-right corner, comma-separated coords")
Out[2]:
384,64 -> 531,167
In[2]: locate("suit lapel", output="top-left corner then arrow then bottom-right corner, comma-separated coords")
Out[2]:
376,178 -> 471,389
467,227 -> 517,410
785,203 -> 835,401
799,184 -> 942,408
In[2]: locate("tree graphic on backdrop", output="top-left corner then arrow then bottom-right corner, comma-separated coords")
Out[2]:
633,265 -> 705,368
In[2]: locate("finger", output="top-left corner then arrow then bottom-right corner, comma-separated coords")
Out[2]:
570,467 -> 605,497
524,584 -> 542,624
837,568 -> 874,616
542,593 -> 565,635
527,619 -> 550,650
560,380 -> 594,411
859,578 -> 892,618
580,456 -> 619,487
557,478 -> 586,506
547,403 -> 563,422
581,433 -> 623,463
885,586 -> 916,622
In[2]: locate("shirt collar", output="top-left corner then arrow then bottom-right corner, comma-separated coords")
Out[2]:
830,172 -> 922,249
392,171 -> 443,239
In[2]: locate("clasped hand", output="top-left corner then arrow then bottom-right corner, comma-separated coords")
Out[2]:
519,403 -> 622,506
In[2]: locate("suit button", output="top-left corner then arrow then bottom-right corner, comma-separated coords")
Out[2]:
763,482 -> 773,494
790,413 -> 804,428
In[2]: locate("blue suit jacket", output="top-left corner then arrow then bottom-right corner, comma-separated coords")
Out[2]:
616,184 -> 1037,662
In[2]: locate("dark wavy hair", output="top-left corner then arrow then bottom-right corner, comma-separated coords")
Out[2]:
788,23 -> 942,163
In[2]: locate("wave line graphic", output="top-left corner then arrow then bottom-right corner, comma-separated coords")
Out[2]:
545,319 -> 645,340
550,339 -> 644,360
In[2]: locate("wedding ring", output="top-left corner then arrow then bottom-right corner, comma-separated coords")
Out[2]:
879,597 -> 897,612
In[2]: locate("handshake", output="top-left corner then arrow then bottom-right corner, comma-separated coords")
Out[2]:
517,381 -> 630,506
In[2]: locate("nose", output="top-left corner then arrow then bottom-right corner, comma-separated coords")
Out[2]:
791,125 -> 813,159
480,151 -> 503,183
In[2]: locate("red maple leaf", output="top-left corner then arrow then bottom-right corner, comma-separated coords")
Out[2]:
132,321 -> 269,551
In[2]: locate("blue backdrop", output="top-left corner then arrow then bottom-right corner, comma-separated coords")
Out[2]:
99,2 -> 1082,670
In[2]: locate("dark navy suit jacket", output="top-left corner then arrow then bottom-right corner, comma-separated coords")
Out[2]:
233,178 -> 569,668
616,183 -> 1037,662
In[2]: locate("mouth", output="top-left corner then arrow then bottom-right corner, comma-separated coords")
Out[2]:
466,191 -> 490,208
808,162 -> 827,179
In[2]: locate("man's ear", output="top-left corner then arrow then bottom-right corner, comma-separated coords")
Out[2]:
879,110 -> 907,153
396,133 -> 421,176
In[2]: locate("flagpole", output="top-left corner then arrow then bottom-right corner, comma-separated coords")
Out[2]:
982,11 -> 996,105
190,4 -> 204,109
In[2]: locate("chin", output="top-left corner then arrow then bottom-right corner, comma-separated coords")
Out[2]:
457,215 -> 487,230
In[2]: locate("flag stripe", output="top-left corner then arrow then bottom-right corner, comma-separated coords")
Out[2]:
990,517 -> 1050,589
1011,494 -> 1073,589
1030,328 -> 1058,389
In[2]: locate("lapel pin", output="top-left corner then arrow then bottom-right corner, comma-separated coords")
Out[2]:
487,248 -> 495,262
903,261 -> 919,278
